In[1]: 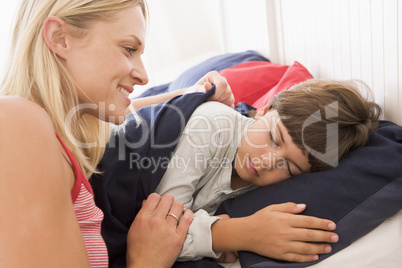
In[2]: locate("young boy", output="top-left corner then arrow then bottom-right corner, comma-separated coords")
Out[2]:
156,79 -> 382,261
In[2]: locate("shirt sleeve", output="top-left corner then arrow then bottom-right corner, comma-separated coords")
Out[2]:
155,102 -> 243,261
156,135 -> 222,261
177,209 -> 222,261
155,130 -> 209,209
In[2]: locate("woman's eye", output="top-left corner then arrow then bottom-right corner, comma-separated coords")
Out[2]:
125,47 -> 137,56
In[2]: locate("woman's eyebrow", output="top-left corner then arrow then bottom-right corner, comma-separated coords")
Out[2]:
125,34 -> 143,47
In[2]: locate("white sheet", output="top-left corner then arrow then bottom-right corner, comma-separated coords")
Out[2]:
220,210 -> 402,268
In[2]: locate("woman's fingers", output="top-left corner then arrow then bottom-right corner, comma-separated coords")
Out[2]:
127,194 -> 192,267
153,193 -> 174,216
166,200 -> 193,236
143,193 -> 193,234
140,192 -> 162,214
166,201 -> 184,226
176,209 -> 193,237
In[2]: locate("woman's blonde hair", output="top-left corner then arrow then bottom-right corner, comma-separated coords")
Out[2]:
269,79 -> 382,172
0,0 -> 147,178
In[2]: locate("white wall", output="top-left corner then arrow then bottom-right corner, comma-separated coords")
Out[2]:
268,0 -> 402,125
1,0 -> 400,125
0,1 -> 20,77
140,0 -> 271,90
142,0 -> 402,126
140,0 -> 224,89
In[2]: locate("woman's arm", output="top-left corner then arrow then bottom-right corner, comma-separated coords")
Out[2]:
0,97 -> 90,267
129,71 -> 235,110
211,203 -> 338,262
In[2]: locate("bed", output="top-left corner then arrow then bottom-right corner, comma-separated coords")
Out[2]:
91,51 -> 402,268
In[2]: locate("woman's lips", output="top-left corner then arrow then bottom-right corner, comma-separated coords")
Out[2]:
248,157 -> 259,176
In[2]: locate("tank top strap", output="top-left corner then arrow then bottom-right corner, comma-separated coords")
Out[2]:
55,132 -> 93,202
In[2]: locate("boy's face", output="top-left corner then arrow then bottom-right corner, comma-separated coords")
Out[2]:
235,109 -> 311,186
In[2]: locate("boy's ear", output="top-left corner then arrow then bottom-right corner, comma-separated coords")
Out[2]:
255,104 -> 270,120
42,16 -> 69,60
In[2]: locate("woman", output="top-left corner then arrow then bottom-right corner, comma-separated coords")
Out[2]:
0,0 -> 337,267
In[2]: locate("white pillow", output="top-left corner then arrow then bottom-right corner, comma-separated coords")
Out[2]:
311,210 -> 402,268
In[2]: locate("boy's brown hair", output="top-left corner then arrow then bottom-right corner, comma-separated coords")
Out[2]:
269,79 -> 382,172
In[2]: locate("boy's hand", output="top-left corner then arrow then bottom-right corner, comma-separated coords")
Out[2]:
244,202 -> 338,262
187,71 -> 235,108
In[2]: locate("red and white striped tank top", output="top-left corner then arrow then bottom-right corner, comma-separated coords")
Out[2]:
56,133 -> 108,267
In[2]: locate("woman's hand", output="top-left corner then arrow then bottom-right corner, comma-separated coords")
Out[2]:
187,71 -> 235,108
126,193 -> 193,268
212,202 -> 339,263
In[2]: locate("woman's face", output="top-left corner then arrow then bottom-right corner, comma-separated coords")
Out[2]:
235,109 -> 311,186
63,5 -> 148,124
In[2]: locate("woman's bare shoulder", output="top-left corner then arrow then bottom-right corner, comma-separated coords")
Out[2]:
0,95 -> 52,123
0,96 -> 62,169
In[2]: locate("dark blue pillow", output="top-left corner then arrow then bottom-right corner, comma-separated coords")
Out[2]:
136,50 -> 269,98
215,121 -> 402,267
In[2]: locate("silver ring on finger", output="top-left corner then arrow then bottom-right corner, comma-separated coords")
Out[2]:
166,212 -> 179,222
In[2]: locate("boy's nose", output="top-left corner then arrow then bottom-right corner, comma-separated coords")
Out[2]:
260,153 -> 274,170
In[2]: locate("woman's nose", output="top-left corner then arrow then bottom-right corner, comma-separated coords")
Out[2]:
130,57 -> 149,86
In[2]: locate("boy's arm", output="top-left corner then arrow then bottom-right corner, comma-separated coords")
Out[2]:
128,71 -> 234,111
130,88 -> 187,110
211,203 -> 339,263
155,110 -> 224,260
155,135 -> 206,209
156,142 -> 222,261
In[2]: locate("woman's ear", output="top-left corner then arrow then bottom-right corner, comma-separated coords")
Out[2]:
43,16 -> 69,60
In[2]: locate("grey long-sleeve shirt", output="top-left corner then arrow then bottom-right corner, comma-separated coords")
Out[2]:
156,102 -> 256,261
